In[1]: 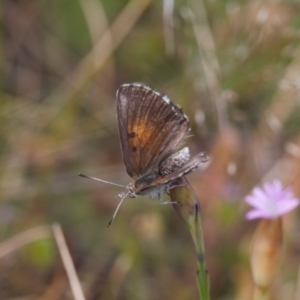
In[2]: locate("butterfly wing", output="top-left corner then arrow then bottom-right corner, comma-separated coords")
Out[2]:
117,84 -> 189,179
139,152 -> 209,192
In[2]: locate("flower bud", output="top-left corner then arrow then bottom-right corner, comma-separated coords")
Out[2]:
250,218 -> 283,290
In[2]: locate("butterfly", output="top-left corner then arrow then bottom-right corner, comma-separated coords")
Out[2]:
80,83 -> 208,226
113,84 -> 208,221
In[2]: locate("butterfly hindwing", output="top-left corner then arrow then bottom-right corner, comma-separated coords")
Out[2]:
136,152 -> 208,194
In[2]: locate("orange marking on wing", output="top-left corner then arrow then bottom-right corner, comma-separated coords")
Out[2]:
129,119 -> 154,148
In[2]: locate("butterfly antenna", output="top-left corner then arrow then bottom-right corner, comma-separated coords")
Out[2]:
78,173 -> 126,188
107,192 -> 129,227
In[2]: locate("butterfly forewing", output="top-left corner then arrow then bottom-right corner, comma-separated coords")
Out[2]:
117,84 -> 189,179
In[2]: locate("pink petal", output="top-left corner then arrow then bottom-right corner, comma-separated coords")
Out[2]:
281,188 -> 294,199
245,180 -> 300,220
272,180 -> 282,192
246,209 -> 272,220
245,195 -> 269,211
264,182 -> 277,195
277,200 -> 299,215
252,187 -> 268,201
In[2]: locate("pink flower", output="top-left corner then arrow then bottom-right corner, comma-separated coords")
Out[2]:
245,180 -> 299,220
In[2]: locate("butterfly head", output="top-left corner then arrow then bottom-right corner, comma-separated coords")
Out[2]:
118,182 -> 137,199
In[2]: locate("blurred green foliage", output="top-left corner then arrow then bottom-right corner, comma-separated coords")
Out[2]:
1,0 -> 300,299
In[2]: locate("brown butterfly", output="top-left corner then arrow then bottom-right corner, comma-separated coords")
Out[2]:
80,83 -> 208,226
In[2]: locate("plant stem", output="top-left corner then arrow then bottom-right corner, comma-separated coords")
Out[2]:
171,178 -> 210,300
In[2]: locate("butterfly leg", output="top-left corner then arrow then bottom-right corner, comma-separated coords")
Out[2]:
158,199 -> 179,205
157,191 -> 179,205
169,183 -> 186,190
166,181 -> 186,194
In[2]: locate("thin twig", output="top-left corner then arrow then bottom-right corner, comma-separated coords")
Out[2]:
163,0 -> 175,56
187,0 -> 226,132
78,0 -> 110,45
29,0 -> 153,130
52,223 -> 86,300
0,225 -> 52,259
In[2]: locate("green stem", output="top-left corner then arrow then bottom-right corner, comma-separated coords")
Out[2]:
190,203 -> 210,300
171,178 -> 210,300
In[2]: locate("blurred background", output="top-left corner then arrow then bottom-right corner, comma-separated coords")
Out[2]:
2,0 -> 300,299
